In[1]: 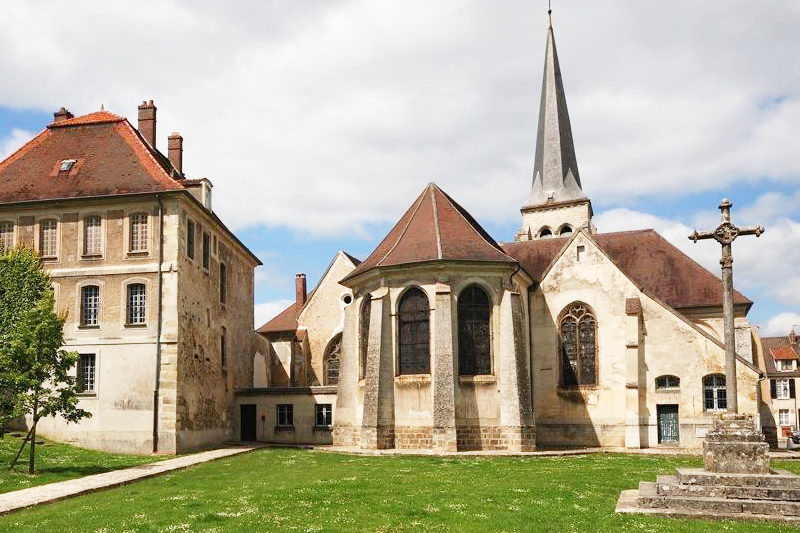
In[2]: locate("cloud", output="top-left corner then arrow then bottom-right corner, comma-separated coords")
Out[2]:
0,1 -> 797,236
254,299 -> 294,329
762,312 -> 800,337
0,128 -> 34,160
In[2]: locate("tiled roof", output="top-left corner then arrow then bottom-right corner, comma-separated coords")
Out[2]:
0,110 -> 184,205
501,229 -> 752,310
257,301 -> 301,334
342,183 -> 517,283
762,336 -> 800,376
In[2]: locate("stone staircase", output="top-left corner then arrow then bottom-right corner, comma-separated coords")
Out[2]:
616,414 -> 800,523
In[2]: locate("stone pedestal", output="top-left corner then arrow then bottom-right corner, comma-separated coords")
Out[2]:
703,414 -> 770,474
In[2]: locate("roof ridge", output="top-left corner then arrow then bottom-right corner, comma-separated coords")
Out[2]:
376,187 -> 427,267
48,110 -> 125,128
429,184 -> 443,259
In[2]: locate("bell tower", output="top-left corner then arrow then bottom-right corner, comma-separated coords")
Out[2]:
517,13 -> 593,241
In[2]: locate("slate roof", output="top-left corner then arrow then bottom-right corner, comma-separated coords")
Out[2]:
342,183 -> 517,283
0,109 -> 184,205
501,229 -> 752,311
761,335 -> 800,376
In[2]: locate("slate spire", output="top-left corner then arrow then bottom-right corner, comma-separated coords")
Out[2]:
523,16 -> 587,209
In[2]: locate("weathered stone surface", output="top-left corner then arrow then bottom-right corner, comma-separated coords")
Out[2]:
676,468 -> 800,488
703,414 -> 770,474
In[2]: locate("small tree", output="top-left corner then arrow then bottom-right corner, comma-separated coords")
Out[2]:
0,247 -> 90,473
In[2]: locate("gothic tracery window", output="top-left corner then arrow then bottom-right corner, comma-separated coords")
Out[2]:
458,285 -> 491,375
359,295 -> 371,379
398,287 -> 430,375
559,302 -> 597,386
324,333 -> 342,386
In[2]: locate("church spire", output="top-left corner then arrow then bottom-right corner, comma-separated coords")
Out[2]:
523,15 -> 587,209
517,13 -> 592,241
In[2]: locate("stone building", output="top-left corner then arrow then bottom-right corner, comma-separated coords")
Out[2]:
760,327 -> 800,445
251,18 -> 766,451
0,103 -> 267,454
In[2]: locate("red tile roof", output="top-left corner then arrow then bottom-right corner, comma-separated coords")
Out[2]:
0,110 -> 184,204
342,183 -> 517,283
502,229 -> 752,310
762,336 -> 800,376
257,301 -> 302,335
771,347 -> 798,360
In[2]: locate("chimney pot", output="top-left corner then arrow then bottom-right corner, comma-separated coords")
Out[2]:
295,273 -> 307,306
168,132 -> 183,174
137,100 -> 157,147
53,107 -> 74,123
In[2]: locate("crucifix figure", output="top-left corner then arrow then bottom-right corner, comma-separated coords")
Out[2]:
689,199 -> 764,413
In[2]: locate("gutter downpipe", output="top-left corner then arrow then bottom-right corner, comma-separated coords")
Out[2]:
153,195 -> 164,453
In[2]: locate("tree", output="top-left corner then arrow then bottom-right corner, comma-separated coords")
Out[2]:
0,247 -> 91,473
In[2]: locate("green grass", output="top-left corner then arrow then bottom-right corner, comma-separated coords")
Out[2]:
0,431 -> 162,494
1,448 -> 798,532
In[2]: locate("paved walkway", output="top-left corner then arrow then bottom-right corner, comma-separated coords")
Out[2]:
0,445 -> 256,516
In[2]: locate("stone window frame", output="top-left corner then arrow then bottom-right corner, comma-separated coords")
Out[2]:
314,403 -> 333,429
395,285 -> 432,376
126,211 -> 150,255
80,213 -> 105,259
558,224 -> 574,236
0,219 -> 16,251
219,262 -> 228,306
201,231 -> 211,271
120,277 -> 150,328
186,218 -> 196,261
358,294 -> 372,381
702,373 -> 727,412
323,332 -> 342,386
76,353 -> 97,395
455,283 -> 494,377
655,375 -> 680,391
557,301 -> 599,388
37,217 -> 60,260
276,403 -> 293,428
75,279 -> 104,329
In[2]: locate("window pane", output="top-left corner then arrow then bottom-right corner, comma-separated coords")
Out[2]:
78,354 -> 96,392
81,286 -> 99,326
127,284 -> 147,324
187,220 -> 195,259
0,222 -> 14,251
40,220 -> 58,257
458,286 -> 491,375
560,317 -> 578,385
325,334 -> 342,386
398,288 -> 430,374
578,316 -> 596,384
359,296 -> 371,380
219,263 -> 227,304
130,214 -> 148,252
202,233 -> 210,269
84,216 -> 102,255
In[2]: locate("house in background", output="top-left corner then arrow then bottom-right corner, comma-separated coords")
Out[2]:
0,102 -> 268,454
762,327 -> 800,445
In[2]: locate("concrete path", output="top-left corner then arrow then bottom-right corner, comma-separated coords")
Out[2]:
0,445 -> 256,516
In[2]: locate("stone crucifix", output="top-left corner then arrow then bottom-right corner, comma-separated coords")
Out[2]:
689,199 -> 764,413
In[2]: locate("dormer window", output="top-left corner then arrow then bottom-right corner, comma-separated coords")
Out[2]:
60,159 -> 77,172
778,360 -> 796,372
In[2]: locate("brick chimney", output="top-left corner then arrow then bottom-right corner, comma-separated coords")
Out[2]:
137,100 -> 157,147
168,132 -> 183,173
53,107 -> 74,123
295,273 -> 307,306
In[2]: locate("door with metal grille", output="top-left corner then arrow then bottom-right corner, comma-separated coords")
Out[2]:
657,404 -> 679,444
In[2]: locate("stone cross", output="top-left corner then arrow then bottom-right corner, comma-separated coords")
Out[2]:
689,198 -> 764,413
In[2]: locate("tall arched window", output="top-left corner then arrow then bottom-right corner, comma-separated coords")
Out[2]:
458,285 -> 491,375
359,295 -> 371,379
703,374 -> 726,411
324,333 -> 342,386
559,302 -> 597,386
398,287 -> 430,375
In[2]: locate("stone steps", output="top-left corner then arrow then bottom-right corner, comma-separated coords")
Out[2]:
656,475 -> 800,500
676,467 -> 800,488
637,481 -> 800,517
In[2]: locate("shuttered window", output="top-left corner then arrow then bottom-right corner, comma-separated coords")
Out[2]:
398,288 -> 430,375
458,285 -> 491,375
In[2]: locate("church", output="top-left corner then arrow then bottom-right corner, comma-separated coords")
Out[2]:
245,18 -> 769,451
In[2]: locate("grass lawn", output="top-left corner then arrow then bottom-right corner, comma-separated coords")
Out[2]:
0,449 -> 797,532
0,431 -> 163,495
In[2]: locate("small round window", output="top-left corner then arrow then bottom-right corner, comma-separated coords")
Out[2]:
342,294 -> 353,305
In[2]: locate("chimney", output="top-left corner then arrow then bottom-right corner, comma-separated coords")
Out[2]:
137,100 -> 157,147
168,132 -> 183,173
791,326 -> 799,346
53,107 -> 74,123
295,273 -> 307,306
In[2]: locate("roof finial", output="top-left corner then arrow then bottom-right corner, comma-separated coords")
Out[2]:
100,104 -> 105,111
548,0 -> 552,27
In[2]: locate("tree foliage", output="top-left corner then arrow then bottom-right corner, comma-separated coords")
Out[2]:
0,247 -> 91,472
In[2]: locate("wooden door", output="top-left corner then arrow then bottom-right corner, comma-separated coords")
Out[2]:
240,404 -> 257,442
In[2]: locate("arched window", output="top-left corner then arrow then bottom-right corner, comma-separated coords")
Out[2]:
559,302 -> 597,386
559,225 -> 573,236
324,333 -> 342,386
656,375 -> 680,390
398,287 -> 430,375
458,285 -> 491,375
359,295 -> 371,379
539,227 -> 553,238
703,374 -> 726,411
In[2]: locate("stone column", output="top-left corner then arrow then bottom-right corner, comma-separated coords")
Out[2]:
499,290 -> 535,451
360,289 -> 394,449
332,296 -> 359,446
624,298 -> 642,449
432,283 -> 457,452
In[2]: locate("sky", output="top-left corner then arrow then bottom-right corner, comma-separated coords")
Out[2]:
1,0 -> 798,336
